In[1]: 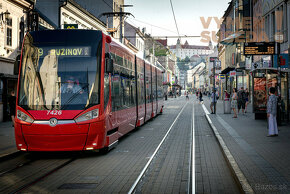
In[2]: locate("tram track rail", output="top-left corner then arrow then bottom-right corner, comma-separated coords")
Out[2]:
1,99 -> 191,193
0,152 -> 80,194
128,101 -> 189,194
11,158 -> 76,194
0,157 -> 36,177
0,151 -> 23,163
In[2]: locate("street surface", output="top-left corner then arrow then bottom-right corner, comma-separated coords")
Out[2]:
0,96 -> 290,193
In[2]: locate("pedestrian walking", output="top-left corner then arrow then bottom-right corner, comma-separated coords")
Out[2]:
210,89 -> 217,114
164,92 -> 168,101
245,88 -> 249,113
199,91 -> 203,104
267,87 -> 278,137
8,91 -> 16,127
186,91 -> 189,100
224,90 -> 230,99
231,88 -> 238,118
237,87 -> 246,114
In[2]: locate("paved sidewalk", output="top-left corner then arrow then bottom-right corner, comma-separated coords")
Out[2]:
201,97 -> 290,193
0,121 -> 17,157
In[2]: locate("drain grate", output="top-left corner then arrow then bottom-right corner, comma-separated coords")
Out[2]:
58,183 -> 97,189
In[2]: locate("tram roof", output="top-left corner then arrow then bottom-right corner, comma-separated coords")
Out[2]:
110,35 -> 164,71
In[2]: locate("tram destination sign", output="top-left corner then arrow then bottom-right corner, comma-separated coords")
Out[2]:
244,42 -> 275,55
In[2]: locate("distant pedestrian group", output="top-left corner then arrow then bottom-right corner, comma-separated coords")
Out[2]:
231,87 -> 247,118
230,86 -> 278,137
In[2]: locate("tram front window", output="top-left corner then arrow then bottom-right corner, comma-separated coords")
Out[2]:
18,31 -> 102,110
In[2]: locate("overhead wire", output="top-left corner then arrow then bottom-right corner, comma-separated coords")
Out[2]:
128,18 -> 179,35
102,0 -> 114,10
169,0 -> 180,38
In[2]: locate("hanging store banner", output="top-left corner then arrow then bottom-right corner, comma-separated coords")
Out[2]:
229,71 -> 236,77
273,54 -> 289,68
245,57 -> 252,70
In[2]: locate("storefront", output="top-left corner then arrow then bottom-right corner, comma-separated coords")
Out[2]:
0,74 -> 18,122
0,56 -> 18,122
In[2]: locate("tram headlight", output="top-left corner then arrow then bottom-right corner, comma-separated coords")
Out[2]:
75,109 -> 99,123
17,110 -> 34,123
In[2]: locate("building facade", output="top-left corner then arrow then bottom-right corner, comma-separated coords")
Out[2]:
219,0 -> 289,121
0,0 -> 33,122
124,21 -> 145,57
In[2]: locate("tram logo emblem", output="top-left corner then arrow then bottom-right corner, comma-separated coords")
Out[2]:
49,118 -> 58,127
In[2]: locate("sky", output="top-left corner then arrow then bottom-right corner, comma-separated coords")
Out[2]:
124,0 -> 230,46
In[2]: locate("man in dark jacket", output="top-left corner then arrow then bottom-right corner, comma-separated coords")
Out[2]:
237,87 -> 246,114
8,91 -> 16,127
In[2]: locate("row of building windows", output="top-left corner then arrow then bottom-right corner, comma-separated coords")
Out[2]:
263,3 -> 288,43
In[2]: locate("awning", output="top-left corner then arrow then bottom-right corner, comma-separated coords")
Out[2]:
250,67 -> 290,73
0,73 -> 18,79
220,67 -> 235,74
172,84 -> 182,88
163,82 -> 171,86
220,32 -> 245,45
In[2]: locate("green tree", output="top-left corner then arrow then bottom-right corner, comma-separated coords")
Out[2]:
184,56 -> 190,63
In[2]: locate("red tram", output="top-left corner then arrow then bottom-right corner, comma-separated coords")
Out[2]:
15,30 -> 164,152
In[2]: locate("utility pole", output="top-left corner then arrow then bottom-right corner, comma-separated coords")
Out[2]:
213,59 -> 216,114
120,4 -> 133,43
119,6 -> 123,43
277,42 -> 282,125
101,5 -> 133,43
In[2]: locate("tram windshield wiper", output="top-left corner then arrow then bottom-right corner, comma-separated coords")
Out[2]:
61,84 -> 89,110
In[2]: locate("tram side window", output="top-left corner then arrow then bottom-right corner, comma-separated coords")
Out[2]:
104,44 -> 110,110
104,73 -> 109,110
111,53 -> 121,111
138,61 -> 145,105
146,79 -> 151,103
157,71 -> 163,100
140,73 -> 145,104
152,68 -> 156,102
145,66 -> 152,103
111,53 -> 136,110
128,59 -> 136,107
130,70 -> 136,107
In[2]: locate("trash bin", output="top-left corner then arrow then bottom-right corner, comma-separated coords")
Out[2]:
224,98 -> 231,114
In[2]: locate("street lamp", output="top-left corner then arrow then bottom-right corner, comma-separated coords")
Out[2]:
0,10 -> 10,27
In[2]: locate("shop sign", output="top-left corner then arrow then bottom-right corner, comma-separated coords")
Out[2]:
245,57 -> 252,70
229,71 -> 236,77
210,57 -> 218,62
273,54 -> 289,68
64,24 -> 78,29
